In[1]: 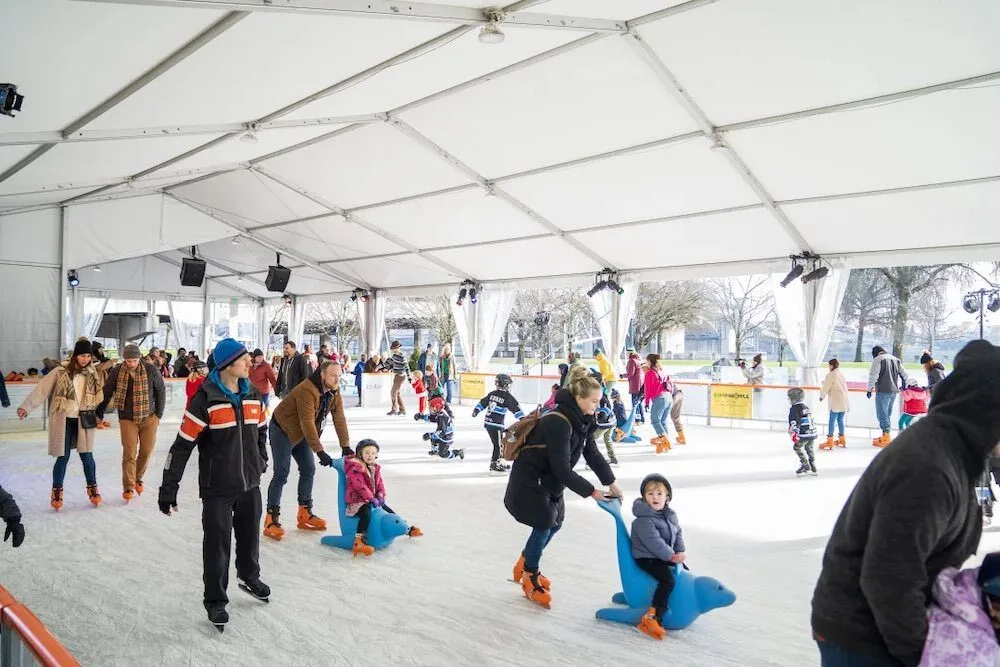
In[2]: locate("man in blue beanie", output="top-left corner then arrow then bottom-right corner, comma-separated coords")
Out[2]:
158,337 -> 271,631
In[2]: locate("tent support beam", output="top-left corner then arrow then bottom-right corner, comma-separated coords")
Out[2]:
250,166 -> 476,281
624,28 -> 814,252
0,11 -> 248,187
388,118 -> 615,270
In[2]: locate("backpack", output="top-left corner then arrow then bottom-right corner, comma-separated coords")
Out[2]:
501,408 -> 570,462
659,371 -> 673,396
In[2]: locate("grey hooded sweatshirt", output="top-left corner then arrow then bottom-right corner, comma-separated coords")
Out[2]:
630,498 -> 685,561
812,339 -> 1000,666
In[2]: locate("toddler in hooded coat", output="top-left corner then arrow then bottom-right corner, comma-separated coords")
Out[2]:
919,553 -> 1000,666
344,439 -> 421,556
899,379 -> 929,430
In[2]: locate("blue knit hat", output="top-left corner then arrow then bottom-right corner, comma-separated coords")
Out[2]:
212,338 -> 248,370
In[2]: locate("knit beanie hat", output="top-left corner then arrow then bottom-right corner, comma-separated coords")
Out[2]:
123,344 -> 141,360
252,348 -> 264,359
356,439 -> 380,458
872,346 -> 886,358
213,337 -> 248,371
639,473 -> 672,501
919,351 -> 933,365
72,339 -> 93,357
787,387 -> 805,403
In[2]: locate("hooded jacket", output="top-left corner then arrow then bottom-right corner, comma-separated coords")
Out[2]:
504,389 -> 615,529
812,339 -> 1000,666
630,498 -> 685,561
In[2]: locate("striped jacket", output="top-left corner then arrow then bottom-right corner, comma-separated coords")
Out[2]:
159,374 -> 267,500
473,390 -> 524,429
390,352 -> 408,377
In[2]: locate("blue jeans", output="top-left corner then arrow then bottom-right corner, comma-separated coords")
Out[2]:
266,421 -> 316,508
445,379 -> 454,404
649,396 -> 672,437
874,393 -> 895,433
53,417 -> 97,487
630,393 -> 645,421
261,393 -> 270,408
827,412 -> 845,437
817,640 -> 904,666
523,523 -> 562,571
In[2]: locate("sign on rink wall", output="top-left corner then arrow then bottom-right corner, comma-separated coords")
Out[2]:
710,385 -> 753,419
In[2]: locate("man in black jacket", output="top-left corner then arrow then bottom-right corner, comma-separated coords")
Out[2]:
276,340 -> 309,398
97,344 -> 166,501
812,339 -> 1000,666
158,338 -> 270,631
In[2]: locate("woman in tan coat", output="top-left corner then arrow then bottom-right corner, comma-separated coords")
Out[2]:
16,340 -> 104,510
818,358 -> 850,449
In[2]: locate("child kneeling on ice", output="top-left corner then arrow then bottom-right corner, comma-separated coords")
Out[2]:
345,439 -> 422,557
631,473 -> 685,640
788,388 -> 818,477
899,378 -> 928,430
423,396 -> 464,460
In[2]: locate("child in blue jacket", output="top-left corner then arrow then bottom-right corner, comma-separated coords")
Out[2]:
630,473 -> 685,640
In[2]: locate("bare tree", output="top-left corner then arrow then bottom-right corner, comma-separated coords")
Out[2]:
395,295 -> 457,349
631,281 -> 704,350
838,269 -> 895,362
509,288 -> 594,362
707,276 -> 774,360
878,265 -> 970,358
304,301 -> 361,351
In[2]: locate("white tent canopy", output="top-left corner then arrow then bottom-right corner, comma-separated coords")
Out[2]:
2,0 -> 999,370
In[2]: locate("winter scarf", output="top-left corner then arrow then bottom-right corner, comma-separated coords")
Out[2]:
114,361 -> 150,420
50,364 -> 101,414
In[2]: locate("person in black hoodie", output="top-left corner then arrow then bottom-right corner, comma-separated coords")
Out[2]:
812,339 -> 1000,666
504,364 -> 621,609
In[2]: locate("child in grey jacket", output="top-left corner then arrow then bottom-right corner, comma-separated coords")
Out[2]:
630,473 -> 686,640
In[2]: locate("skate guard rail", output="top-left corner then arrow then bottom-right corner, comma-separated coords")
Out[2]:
457,373 -> 900,434
0,586 -> 79,667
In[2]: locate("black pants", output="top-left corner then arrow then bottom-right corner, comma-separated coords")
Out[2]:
486,428 -> 502,462
636,558 -> 676,618
356,502 -> 395,534
202,486 -> 262,609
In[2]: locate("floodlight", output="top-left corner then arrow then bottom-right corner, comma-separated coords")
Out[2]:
606,279 -> 625,295
0,84 -> 24,118
67,270 -> 79,287
779,263 -> 804,288
456,287 -> 468,306
963,294 -> 981,314
469,286 -> 478,304
989,292 -> 1000,313
801,267 -> 829,284
587,281 -> 607,298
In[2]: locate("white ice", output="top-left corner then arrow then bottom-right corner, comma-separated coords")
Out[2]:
1,410 -> 997,667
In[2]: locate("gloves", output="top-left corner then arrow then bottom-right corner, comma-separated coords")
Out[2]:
471,408 -> 480,418
4,519 -> 24,548
341,446 -> 355,457
371,497 -> 384,508
422,432 -> 431,441
317,451 -> 334,467
790,433 -> 799,444
159,499 -> 177,515
413,413 -> 424,422
866,391 -> 872,399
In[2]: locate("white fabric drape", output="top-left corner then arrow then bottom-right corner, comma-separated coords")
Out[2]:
588,279 -> 638,373
79,296 -> 108,342
452,284 -> 517,372
772,262 -> 851,387
288,299 -> 306,347
168,301 -> 202,354
358,291 -> 386,356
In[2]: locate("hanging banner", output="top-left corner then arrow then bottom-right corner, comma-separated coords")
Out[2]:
710,385 -> 753,419
459,373 -> 487,401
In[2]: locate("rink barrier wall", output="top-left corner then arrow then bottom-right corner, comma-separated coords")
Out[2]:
0,585 -> 80,667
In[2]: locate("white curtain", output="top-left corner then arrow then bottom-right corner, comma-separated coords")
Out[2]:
772,261 -> 851,386
358,290 -> 386,357
588,279 -> 638,373
288,299 -> 306,347
452,284 -> 517,372
79,296 -> 109,342
169,300 -> 203,354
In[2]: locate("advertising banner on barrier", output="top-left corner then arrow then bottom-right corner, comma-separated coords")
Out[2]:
459,374 -> 487,401
710,385 -> 753,419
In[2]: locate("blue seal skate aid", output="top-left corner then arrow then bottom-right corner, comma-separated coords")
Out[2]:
595,499 -> 735,630
320,459 -> 410,551
613,405 -> 642,444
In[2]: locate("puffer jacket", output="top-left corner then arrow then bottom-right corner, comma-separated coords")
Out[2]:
926,362 -> 947,395
919,566 -> 1000,666
159,372 -> 267,500
631,498 -> 685,561
345,458 -> 385,505
504,389 -> 615,529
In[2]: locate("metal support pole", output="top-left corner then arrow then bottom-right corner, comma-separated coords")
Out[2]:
58,206 -> 69,355
202,282 -> 212,357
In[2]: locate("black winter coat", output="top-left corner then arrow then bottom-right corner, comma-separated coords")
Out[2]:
159,376 -> 267,501
504,389 -> 615,529
0,483 -> 21,523
812,340 -> 1000,666
277,353 -> 310,398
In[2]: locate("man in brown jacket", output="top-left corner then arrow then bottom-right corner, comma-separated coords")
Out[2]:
264,360 -> 351,540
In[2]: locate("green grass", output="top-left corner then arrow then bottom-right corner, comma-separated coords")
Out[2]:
505,357 -> 923,371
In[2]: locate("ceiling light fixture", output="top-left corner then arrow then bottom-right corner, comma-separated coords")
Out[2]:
479,8 -> 506,44
350,288 -> 371,303
455,280 -> 480,306
67,269 -> 79,287
587,268 -> 625,297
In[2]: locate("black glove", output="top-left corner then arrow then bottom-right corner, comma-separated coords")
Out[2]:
159,499 -> 177,515
471,408 -> 480,418
341,446 -> 355,457
866,391 -> 872,399
422,432 -> 431,441
4,519 -> 24,548
317,451 -> 334,467
413,413 -> 424,422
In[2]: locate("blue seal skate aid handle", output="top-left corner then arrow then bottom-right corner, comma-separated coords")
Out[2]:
320,459 -> 410,551
594,498 -> 736,630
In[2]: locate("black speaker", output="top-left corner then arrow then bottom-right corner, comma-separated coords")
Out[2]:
265,265 -> 291,292
180,257 -> 207,287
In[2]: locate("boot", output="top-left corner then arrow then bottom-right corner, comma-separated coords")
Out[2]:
123,489 -> 134,502
264,506 -> 285,541
513,554 -> 551,589
50,486 -> 63,511
86,483 -> 101,507
649,436 -> 664,451
656,437 -> 672,454
135,480 -> 144,495
836,435 -> 847,448
872,433 -> 891,448
819,436 -> 834,451
352,534 -> 374,557
297,505 -> 327,531
676,431 -> 686,445
637,607 -> 666,640
521,570 -> 552,609
407,526 -> 423,537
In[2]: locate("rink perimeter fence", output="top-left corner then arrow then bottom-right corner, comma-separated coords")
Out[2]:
0,586 -> 79,667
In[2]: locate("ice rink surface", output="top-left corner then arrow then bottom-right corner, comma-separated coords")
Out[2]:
1,408 -> 997,667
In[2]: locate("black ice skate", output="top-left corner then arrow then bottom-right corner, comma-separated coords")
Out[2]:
795,464 -> 810,477
808,463 -> 818,476
238,577 -> 271,603
608,455 -> 620,467
489,459 -> 510,476
206,605 -> 229,633
453,448 -> 466,460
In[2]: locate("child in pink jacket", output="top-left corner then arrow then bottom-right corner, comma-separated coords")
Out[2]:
920,552 -> 1000,666
344,439 -> 422,556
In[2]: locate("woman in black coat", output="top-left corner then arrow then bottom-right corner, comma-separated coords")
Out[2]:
505,365 -> 621,608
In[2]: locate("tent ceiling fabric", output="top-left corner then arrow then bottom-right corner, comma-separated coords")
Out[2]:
1,0 -> 998,299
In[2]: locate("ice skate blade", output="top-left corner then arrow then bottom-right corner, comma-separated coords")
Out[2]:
238,583 -> 269,603
212,624 -> 225,633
